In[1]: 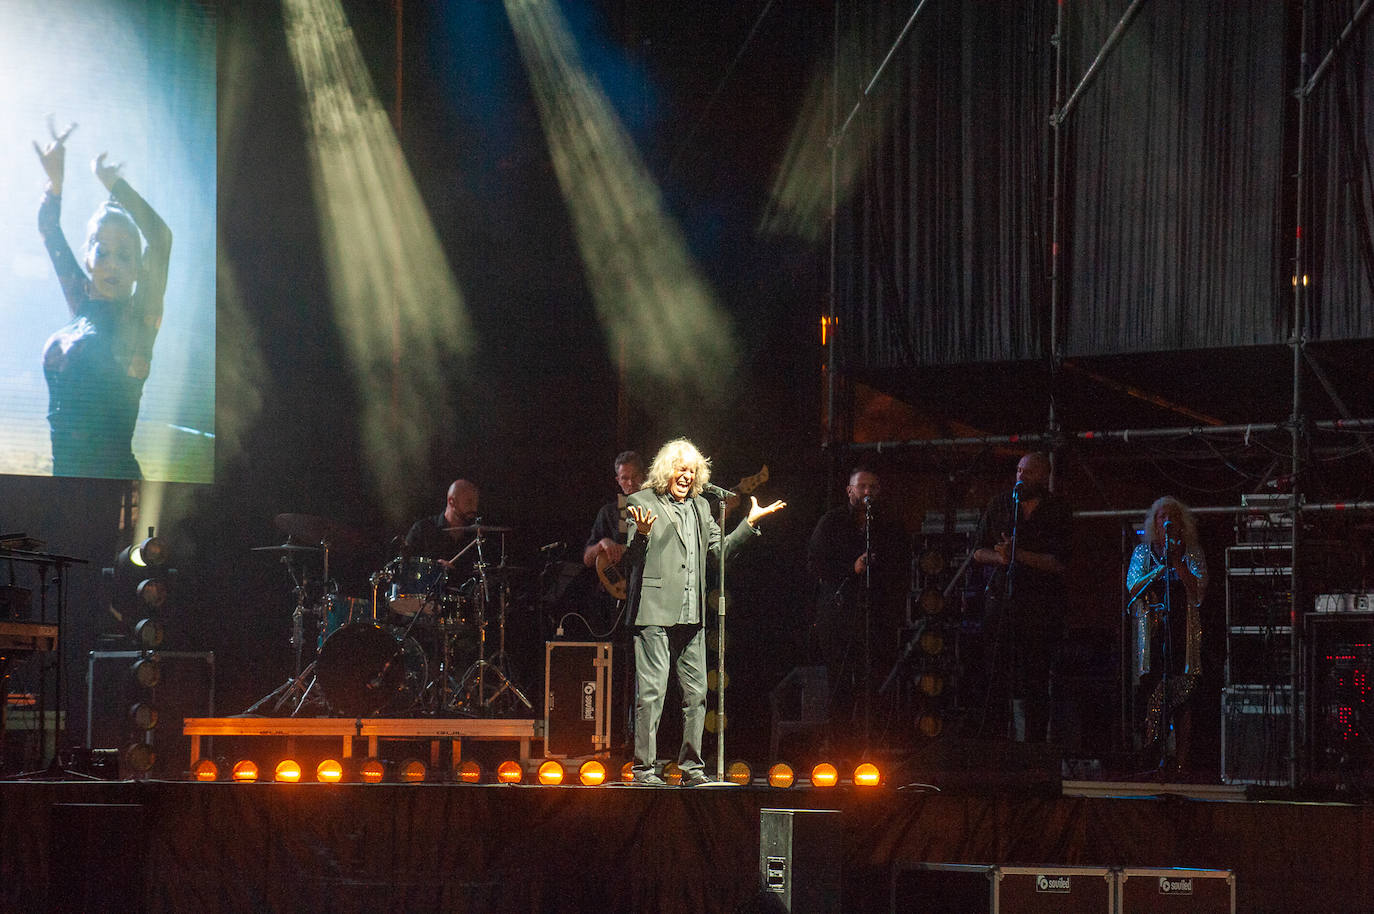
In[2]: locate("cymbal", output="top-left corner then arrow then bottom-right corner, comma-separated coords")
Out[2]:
252,542 -> 322,555
444,524 -> 514,535
274,513 -> 366,549
478,564 -> 531,581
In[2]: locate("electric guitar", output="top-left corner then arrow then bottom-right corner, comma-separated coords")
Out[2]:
594,464 -> 770,600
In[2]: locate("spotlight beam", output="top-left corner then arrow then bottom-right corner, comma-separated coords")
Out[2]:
283,0 -> 472,521
505,0 -> 739,399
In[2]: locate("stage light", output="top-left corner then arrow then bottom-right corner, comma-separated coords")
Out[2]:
725,760 -> 752,786
918,673 -> 945,697
578,759 -> 607,786
707,669 -> 730,692
359,757 -> 386,784
853,763 -> 881,787
537,759 -> 565,786
131,656 -> 161,688
134,618 -> 165,648
920,631 -> 945,656
456,760 -> 482,783
398,758 -> 427,783
122,742 -> 155,774
131,534 -> 169,568
706,630 -> 729,653
810,763 -> 839,788
620,761 -> 635,783
274,759 -> 303,783
917,713 -> 944,738
918,588 -> 945,615
705,710 -> 727,734
128,703 -> 158,730
191,758 -> 220,781
137,579 -> 169,610
767,763 -> 796,788
232,759 -> 259,782
663,762 -> 683,786
316,759 -> 344,783
496,760 -> 523,784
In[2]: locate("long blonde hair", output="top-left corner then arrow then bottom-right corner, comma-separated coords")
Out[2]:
643,438 -> 712,497
1142,496 -> 1199,550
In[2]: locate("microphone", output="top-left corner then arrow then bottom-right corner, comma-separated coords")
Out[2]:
701,482 -> 736,500
1163,519 -> 1175,543
538,541 -> 565,554
1013,480 -> 1025,500
862,495 -> 873,506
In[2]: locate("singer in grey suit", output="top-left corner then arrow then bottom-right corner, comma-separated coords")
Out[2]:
622,438 -> 786,786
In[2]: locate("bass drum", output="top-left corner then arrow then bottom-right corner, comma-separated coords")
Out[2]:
316,623 -> 427,717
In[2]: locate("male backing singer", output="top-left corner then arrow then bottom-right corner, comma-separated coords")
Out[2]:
972,452 -> 1070,743
622,438 -> 785,786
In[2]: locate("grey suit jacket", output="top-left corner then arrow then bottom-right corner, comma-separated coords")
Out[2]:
622,488 -> 759,627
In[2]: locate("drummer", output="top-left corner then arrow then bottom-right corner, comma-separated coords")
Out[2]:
404,478 -> 482,564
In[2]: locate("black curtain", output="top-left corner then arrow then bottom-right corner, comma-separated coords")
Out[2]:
835,0 -> 1373,369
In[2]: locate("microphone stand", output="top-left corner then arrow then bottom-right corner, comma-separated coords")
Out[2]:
714,494 -> 730,782
860,497 -> 874,749
1156,529 -> 1176,776
1004,485 -> 1022,739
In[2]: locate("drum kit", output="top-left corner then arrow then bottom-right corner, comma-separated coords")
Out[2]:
244,513 -> 532,718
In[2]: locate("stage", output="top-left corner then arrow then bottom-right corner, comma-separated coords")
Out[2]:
3,772 -> 1369,912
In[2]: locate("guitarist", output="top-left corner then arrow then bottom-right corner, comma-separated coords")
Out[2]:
971,452 -> 1071,744
582,450 -> 647,590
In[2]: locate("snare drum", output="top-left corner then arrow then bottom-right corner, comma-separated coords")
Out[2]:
386,557 -> 447,617
318,594 -> 376,648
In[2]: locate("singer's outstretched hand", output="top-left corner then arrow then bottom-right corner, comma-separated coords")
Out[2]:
628,505 -> 656,536
746,495 -> 786,528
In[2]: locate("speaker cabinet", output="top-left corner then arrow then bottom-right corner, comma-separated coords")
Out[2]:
760,807 -> 841,913
543,641 -> 611,758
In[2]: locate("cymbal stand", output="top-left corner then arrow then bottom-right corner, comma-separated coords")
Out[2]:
242,550 -> 329,715
455,543 -> 531,713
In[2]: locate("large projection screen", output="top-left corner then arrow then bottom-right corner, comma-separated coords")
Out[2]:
0,0 -> 216,483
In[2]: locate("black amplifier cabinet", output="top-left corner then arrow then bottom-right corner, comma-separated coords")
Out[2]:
543,641 -> 611,758
761,807 -> 842,913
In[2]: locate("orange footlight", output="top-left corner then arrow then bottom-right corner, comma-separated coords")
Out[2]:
767,763 -> 795,788
853,762 -> 881,787
316,759 -> 344,783
496,760 -> 523,784
231,759 -> 259,783
359,757 -> 386,784
578,759 -> 607,786
537,759 -> 565,785
810,762 -> 839,787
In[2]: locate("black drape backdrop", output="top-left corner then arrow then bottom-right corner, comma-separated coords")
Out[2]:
835,0 -> 1373,372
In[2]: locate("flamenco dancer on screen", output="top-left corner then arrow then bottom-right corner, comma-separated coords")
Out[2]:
34,118 -> 172,479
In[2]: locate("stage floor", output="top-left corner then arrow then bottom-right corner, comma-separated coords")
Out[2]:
2,774 -> 1368,913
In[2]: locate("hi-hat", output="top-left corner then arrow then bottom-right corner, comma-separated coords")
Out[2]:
252,542 -> 323,555
274,513 -> 366,549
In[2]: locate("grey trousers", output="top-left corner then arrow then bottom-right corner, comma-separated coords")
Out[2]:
632,623 -> 707,778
